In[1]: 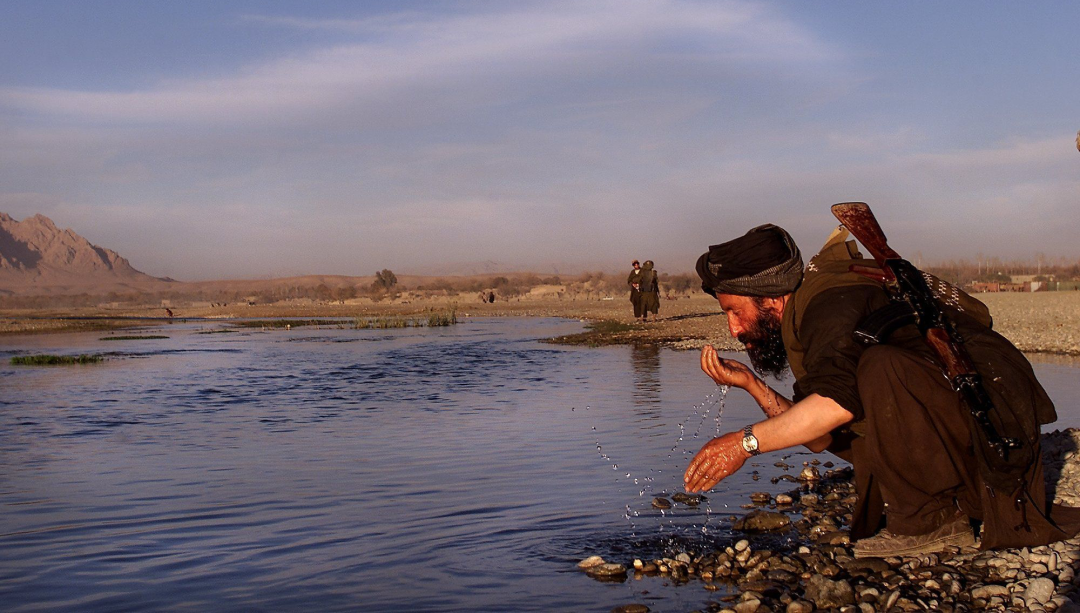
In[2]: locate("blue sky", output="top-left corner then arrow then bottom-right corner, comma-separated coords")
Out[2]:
1,0 -> 1077,280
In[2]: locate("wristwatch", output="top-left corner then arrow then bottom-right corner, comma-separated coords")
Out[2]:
741,424 -> 761,456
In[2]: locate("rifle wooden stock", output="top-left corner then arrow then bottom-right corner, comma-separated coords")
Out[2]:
830,202 -> 901,263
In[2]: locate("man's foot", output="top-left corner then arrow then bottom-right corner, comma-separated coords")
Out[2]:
853,516 -> 976,558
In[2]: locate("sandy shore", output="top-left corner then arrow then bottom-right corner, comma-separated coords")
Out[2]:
5,291 -> 1080,357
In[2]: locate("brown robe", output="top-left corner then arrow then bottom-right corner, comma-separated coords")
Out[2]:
638,263 -> 660,316
782,228 -> 1080,548
628,268 -> 643,318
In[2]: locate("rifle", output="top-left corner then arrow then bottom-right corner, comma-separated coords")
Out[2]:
830,202 -> 1021,460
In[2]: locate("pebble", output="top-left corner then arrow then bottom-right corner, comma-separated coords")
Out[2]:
804,574 -> 855,608
733,509 -> 791,532
750,492 -> 771,504
587,563 -> 628,578
650,497 -> 671,509
1024,576 -> 1056,605
610,605 -> 649,613
733,599 -> 760,613
972,584 -> 1009,599
785,600 -> 813,613
671,492 -> 703,506
775,493 -> 794,505
578,555 -> 605,569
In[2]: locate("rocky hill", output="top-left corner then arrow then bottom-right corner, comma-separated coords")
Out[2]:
0,212 -> 167,295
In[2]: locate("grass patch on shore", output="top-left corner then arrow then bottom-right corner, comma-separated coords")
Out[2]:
11,354 -> 104,365
100,335 -> 170,341
545,319 -> 639,347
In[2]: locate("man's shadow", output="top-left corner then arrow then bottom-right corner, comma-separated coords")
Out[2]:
630,344 -> 662,418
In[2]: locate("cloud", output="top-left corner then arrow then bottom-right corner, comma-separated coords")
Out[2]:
0,1 -> 841,127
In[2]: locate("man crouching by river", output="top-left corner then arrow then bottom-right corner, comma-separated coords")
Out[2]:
683,222 -> 1080,558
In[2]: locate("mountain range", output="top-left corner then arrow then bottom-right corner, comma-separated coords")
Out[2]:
0,212 -> 169,296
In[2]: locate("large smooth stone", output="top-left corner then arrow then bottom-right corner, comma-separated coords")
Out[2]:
734,509 -> 791,532
1024,577 -> 1055,605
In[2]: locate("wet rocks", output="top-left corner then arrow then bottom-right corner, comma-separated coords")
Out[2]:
578,555 -> 605,569
650,497 -> 672,509
750,492 -> 771,504
734,510 -> 791,532
580,429 -> 1080,613
671,492 -> 704,506
588,563 -> 628,578
610,604 -> 649,613
578,555 -> 627,579
797,465 -> 820,482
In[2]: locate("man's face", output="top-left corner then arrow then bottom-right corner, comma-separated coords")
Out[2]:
716,294 -> 789,378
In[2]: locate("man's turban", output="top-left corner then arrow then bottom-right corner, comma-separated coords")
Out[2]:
695,224 -> 804,298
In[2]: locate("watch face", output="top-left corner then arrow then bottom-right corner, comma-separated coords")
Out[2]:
742,436 -> 758,453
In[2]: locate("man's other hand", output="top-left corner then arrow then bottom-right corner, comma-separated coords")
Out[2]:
701,345 -> 756,390
684,431 -> 749,493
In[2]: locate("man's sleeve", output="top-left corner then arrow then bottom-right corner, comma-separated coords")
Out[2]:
791,285 -> 889,422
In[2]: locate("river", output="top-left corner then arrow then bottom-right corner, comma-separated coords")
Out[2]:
1,318 -> 1077,612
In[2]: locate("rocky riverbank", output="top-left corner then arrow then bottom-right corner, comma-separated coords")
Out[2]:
545,291 -> 1080,357
581,428 -> 1080,613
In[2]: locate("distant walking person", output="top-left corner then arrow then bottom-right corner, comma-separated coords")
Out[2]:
627,260 -> 643,320
638,260 -> 660,322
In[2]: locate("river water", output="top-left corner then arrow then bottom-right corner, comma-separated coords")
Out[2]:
1,318 -> 1078,612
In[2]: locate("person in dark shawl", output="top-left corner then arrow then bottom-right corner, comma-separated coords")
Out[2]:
638,260 -> 660,322
627,260 -> 643,320
683,223 -> 1080,557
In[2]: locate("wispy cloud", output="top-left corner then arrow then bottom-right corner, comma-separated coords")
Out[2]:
0,1 -> 841,126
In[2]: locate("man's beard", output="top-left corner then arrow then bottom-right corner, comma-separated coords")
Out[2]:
738,302 -> 789,379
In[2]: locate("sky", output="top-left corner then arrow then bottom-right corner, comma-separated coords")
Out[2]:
1,0 -> 1078,281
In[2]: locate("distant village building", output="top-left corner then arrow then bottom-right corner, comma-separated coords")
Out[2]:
969,275 -> 1049,293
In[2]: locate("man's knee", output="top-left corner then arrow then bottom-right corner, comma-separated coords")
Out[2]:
856,345 -> 952,424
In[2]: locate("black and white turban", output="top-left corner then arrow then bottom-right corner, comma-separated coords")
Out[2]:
695,224 -> 804,298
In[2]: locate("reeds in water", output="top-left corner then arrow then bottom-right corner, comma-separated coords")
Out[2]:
100,335 -> 170,341
11,354 -> 104,365
426,309 -> 458,327
353,309 -> 457,329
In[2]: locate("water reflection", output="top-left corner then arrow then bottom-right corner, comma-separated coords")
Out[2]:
630,344 -> 662,414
